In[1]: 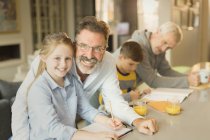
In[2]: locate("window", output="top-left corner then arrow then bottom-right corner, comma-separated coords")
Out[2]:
31,0 -> 67,49
137,0 -> 159,31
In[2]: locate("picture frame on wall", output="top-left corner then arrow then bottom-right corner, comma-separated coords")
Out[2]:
0,0 -> 19,33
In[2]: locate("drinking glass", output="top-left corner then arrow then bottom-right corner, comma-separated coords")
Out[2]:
166,98 -> 181,115
133,100 -> 148,117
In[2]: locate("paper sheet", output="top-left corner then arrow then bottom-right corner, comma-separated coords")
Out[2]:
81,123 -> 132,137
142,88 -> 193,103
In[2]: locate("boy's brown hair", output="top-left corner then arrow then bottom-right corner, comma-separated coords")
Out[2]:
120,41 -> 143,62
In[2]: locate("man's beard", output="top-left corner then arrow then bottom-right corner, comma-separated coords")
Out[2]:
76,55 -> 100,74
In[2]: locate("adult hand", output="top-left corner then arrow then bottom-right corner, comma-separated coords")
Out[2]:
94,114 -> 123,130
106,118 -> 123,130
188,72 -> 200,86
132,118 -> 158,135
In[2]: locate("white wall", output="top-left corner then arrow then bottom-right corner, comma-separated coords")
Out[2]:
0,0 -> 33,81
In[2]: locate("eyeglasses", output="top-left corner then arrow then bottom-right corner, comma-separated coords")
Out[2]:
76,42 -> 106,53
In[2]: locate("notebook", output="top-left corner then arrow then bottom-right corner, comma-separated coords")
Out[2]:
142,88 -> 193,103
81,123 -> 132,138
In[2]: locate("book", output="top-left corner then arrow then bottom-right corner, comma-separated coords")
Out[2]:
142,88 -> 193,103
81,123 -> 132,138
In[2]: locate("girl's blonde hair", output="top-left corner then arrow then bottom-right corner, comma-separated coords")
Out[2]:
27,32 -> 74,96
36,32 -> 74,79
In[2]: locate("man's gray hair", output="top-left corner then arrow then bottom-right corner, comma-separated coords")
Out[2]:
159,22 -> 183,44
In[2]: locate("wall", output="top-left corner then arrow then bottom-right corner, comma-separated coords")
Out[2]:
159,0 -> 209,67
158,0 -> 173,63
0,0 -> 33,81
121,0 -> 138,35
67,0 -> 95,40
171,29 -> 200,66
118,0 -> 137,47
209,0 -> 210,61
171,0 -> 209,66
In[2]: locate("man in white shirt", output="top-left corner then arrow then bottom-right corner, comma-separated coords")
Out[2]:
12,16 -> 158,139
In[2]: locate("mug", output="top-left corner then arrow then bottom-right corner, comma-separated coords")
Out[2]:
199,69 -> 210,84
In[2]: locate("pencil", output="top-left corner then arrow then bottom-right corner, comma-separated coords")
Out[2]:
109,100 -> 114,120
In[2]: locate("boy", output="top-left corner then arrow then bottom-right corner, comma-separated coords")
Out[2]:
99,41 -> 150,104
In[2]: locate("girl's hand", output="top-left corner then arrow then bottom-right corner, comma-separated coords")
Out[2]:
72,130 -> 118,140
94,132 -> 118,140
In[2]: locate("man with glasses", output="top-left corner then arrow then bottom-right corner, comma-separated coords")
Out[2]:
114,22 -> 199,88
73,16 -> 157,134
12,16 -> 158,139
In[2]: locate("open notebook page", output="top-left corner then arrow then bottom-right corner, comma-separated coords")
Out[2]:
81,123 -> 132,138
142,88 -> 193,103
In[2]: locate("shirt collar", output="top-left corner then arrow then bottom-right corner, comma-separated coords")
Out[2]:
42,70 -> 72,90
71,59 -> 82,81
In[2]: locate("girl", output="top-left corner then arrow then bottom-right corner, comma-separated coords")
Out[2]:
27,32 -> 122,140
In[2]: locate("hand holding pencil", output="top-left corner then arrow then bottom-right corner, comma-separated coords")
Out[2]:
108,101 -> 123,130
